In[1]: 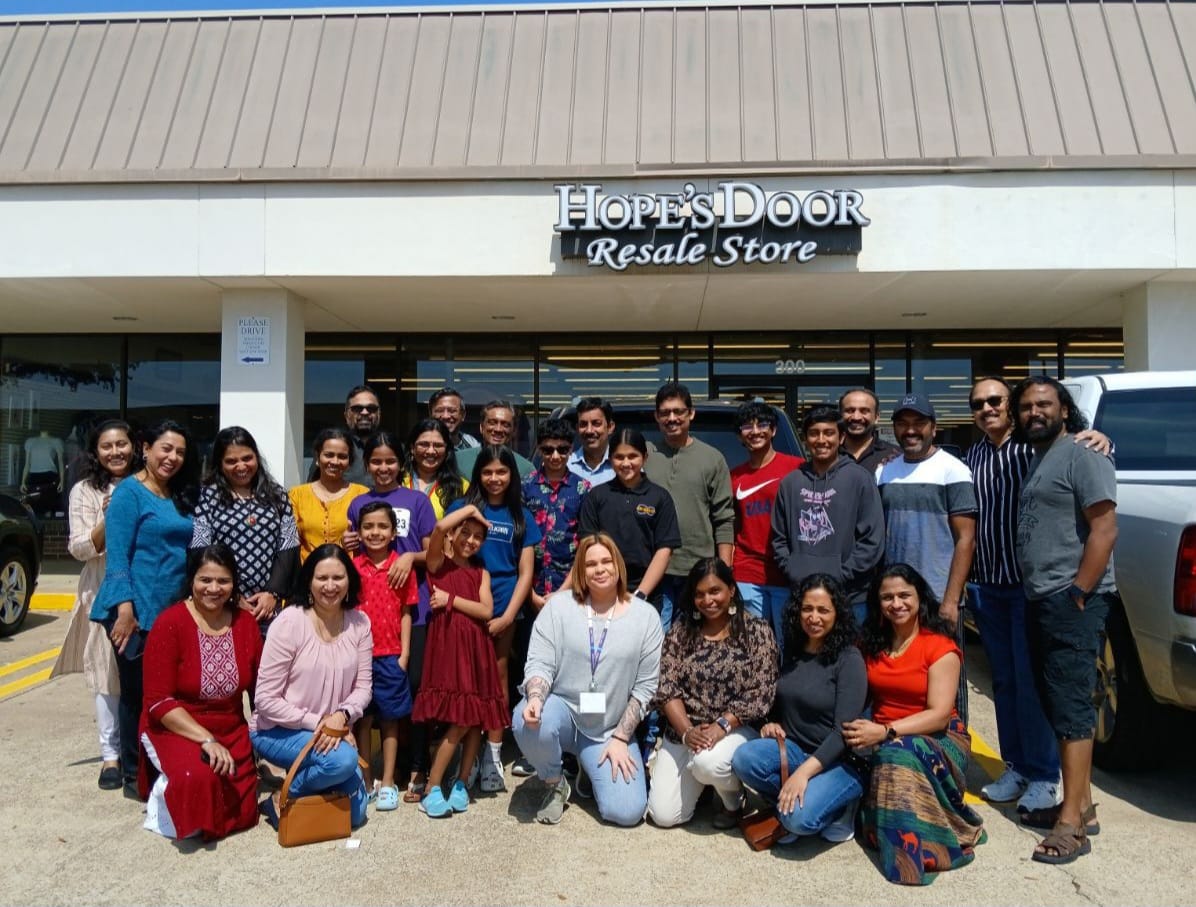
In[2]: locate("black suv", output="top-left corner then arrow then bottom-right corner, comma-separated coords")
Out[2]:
549,398 -> 804,466
0,493 -> 41,636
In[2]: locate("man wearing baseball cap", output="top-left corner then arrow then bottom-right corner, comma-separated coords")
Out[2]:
875,393 -> 977,630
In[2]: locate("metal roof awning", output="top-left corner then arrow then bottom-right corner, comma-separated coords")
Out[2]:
1,0 -> 1194,185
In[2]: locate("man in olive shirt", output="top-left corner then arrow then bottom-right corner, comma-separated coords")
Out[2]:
644,382 -> 734,630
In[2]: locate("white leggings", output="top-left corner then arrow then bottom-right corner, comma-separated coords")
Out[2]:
646,728 -> 757,828
96,693 -> 120,762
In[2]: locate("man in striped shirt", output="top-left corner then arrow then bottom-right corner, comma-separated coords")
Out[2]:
964,377 -> 1110,814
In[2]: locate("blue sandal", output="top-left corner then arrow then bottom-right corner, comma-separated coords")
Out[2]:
377,786 -> 400,811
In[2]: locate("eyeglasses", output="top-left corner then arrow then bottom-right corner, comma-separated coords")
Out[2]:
348,404 -> 379,414
656,407 -> 690,418
414,441 -> 446,451
968,395 -> 1007,412
539,444 -> 572,456
738,420 -> 775,434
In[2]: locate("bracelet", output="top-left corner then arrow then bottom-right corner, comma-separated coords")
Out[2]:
199,737 -> 215,748
681,727 -> 693,745
611,733 -> 630,744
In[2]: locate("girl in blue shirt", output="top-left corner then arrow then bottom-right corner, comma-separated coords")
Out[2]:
452,445 -> 541,793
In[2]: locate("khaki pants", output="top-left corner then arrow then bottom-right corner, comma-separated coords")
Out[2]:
646,728 -> 757,828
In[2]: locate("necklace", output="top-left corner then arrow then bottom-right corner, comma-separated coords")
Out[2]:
887,631 -> 917,658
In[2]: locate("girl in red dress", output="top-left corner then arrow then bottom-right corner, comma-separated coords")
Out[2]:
412,504 -> 508,817
139,543 -> 262,841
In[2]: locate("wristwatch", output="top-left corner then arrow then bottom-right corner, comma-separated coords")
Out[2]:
885,725 -> 898,742
337,707 -> 352,725
715,716 -> 733,735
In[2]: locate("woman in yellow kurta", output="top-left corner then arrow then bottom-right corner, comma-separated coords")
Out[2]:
288,428 -> 368,562
401,419 -> 468,519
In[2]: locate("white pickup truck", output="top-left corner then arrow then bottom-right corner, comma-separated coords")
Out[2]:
1063,371 -> 1196,770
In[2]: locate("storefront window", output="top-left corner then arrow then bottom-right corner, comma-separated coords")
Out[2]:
676,334 -> 709,399
538,336 -> 674,420
305,337 -> 398,455
1061,332 -> 1124,378
0,336 -> 123,511
126,335 -> 220,469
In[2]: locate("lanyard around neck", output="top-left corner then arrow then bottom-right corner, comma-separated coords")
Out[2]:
586,602 -> 614,690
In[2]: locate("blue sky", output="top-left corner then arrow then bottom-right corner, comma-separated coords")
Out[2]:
3,0 -> 575,13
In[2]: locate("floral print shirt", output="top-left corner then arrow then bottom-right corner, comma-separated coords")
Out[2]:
522,468 -> 591,597
654,615 -> 779,728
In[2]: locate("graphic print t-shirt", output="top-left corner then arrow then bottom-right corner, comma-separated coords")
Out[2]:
730,453 -> 803,586
448,499 -> 542,618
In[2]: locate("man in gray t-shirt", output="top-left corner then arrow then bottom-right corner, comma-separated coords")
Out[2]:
1013,377 -> 1117,866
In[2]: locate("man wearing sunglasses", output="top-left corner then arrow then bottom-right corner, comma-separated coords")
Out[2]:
964,377 -> 1110,816
342,384 -> 381,484
729,401 -> 803,645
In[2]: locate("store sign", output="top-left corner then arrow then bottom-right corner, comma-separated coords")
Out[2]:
555,182 -> 868,271
237,316 -> 270,366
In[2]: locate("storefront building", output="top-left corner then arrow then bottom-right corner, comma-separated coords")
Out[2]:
1,0 -> 1193,497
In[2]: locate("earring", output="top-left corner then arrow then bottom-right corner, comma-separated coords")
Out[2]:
728,606 -> 737,615
691,611 -> 701,621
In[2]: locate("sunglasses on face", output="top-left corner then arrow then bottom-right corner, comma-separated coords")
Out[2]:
968,395 -> 1007,412
348,404 -> 379,414
539,444 -> 571,456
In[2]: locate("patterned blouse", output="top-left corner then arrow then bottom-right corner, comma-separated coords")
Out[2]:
522,468 -> 591,597
190,485 -> 300,597
654,615 -> 779,730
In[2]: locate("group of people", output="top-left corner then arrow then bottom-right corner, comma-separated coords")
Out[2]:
50,374 -> 1117,883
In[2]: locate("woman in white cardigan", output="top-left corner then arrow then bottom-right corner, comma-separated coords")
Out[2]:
50,419 -> 139,791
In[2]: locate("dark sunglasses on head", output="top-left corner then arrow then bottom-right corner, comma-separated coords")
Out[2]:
349,404 -> 379,414
968,395 -> 1007,412
539,444 -> 572,456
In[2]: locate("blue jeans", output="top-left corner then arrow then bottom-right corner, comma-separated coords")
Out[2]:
732,737 -> 863,836
251,726 -> 368,828
737,583 -> 790,654
968,583 -> 1059,779
657,575 -> 685,631
512,695 -> 647,827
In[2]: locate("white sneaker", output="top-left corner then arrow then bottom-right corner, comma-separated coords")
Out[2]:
480,757 -> 507,793
1017,779 -> 1062,813
981,766 -> 1028,803
464,755 -> 480,790
821,800 -> 858,843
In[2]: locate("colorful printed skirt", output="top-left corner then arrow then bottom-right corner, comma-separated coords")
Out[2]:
860,717 -> 986,885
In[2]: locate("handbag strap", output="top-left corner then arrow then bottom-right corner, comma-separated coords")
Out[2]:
279,723 -> 351,811
777,735 -> 790,785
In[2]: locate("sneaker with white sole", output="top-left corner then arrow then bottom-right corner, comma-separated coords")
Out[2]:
464,755 -> 480,790
511,757 -> 535,777
821,800 -> 858,843
1017,779 -> 1062,813
480,757 -> 507,793
535,775 -> 571,825
981,766 -> 1028,803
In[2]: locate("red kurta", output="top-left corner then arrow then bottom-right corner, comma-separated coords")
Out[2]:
139,602 -> 263,841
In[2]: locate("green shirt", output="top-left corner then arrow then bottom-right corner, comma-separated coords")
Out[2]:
644,436 -> 734,577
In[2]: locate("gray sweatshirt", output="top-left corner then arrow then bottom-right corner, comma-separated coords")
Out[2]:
521,591 -> 663,741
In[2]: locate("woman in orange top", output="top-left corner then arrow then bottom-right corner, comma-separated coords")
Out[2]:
842,563 -> 984,886
288,428 -> 368,563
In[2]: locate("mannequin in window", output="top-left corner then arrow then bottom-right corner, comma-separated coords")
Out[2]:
21,429 -> 66,516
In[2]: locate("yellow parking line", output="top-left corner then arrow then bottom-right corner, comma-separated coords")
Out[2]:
31,592 -> 74,611
0,666 -> 52,699
966,725 -> 1005,805
0,647 -> 60,678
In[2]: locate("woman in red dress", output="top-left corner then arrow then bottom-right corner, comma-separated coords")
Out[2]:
139,543 -> 262,840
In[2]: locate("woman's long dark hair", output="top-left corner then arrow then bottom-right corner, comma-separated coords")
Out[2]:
182,542 -> 241,607
782,573 -> 857,666
404,418 -> 465,511
203,426 -> 289,512
77,418 -> 142,490
859,563 -> 954,658
362,431 -> 402,489
294,543 -> 361,610
465,444 -> 525,549
142,419 -> 200,516
675,558 -> 749,649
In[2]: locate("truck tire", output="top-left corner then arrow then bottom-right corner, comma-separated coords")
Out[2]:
0,546 -> 32,637
1093,601 -> 1165,771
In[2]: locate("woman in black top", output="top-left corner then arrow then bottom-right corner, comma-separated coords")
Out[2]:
731,573 -> 867,843
577,429 -> 680,604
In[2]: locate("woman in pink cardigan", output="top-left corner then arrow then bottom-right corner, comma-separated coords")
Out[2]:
250,544 -> 373,827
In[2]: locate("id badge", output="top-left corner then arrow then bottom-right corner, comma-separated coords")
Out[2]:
579,691 -> 607,715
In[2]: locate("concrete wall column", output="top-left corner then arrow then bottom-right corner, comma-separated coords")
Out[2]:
1122,281 -> 1196,372
218,289 -> 305,487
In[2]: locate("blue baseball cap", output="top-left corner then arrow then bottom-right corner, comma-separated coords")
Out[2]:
892,393 -> 936,421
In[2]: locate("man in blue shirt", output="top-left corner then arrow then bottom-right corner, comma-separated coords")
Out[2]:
567,396 -> 616,487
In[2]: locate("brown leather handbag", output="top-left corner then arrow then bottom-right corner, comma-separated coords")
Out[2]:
739,737 -> 791,851
276,725 -> 368,848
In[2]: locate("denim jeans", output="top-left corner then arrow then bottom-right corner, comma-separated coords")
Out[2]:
967,583 -> 1059,780
656,575 -> 684,631
737,583 -> 790,655
512,695 -> 647,827
251,726 -> 368,827
731,737 -> 863,837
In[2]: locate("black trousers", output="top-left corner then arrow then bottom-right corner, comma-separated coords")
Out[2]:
104,621 -> 146,789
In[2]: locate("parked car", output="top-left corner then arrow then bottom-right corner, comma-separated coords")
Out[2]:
1064,371 -> 1196,770
549,398 -> 805,466
0,493 -> 41,636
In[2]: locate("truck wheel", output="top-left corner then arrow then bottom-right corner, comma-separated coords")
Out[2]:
0,547 -> 32,637
1093,602 -> 1164,771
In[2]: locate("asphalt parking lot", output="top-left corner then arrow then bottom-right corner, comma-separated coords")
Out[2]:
2,571 -> 1195,906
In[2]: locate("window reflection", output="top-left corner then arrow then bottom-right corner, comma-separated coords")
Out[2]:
127,335 -> 221,468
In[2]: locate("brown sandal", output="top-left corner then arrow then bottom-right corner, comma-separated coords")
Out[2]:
1031,821 -> 1091,865
1020,802 -> 1100,835
402,781 -> 426,804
